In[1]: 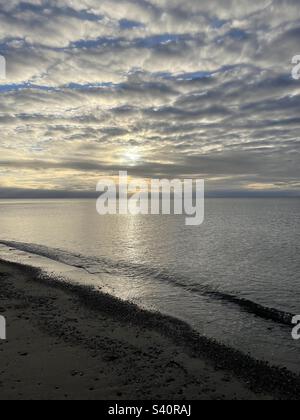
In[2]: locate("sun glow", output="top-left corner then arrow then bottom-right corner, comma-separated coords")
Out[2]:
123,149 -> 141,166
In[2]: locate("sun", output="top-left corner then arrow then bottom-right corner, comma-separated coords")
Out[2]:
123,150 -> 141,165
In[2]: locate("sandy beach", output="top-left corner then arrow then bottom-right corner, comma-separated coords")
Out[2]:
0,259 -> 299,400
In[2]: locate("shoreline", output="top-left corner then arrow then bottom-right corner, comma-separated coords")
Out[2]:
0,259 -> 300,400
0,239 -> 295,330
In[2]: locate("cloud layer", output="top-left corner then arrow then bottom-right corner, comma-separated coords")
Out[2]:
0,0 -> 299,196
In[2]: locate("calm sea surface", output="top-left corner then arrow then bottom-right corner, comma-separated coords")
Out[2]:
0,198 -> 299,371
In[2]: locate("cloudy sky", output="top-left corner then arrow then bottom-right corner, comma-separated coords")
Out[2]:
0,0 -> 299,197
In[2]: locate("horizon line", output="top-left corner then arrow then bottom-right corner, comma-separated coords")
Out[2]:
0,188 -> 299,199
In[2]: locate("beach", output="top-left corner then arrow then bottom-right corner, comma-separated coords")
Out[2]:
1,199 -> 299,373
0,259 -> 299,400
1,0 -> 300,405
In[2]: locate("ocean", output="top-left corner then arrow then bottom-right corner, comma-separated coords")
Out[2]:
0,198 -> 299,372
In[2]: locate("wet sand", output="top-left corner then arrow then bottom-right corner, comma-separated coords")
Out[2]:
0,260 -> 299,400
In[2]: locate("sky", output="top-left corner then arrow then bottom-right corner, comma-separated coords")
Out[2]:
0,0 -> 299,198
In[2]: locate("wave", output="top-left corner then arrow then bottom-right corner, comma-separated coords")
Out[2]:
0,240 -> 295,327
204,290 -> 294,326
